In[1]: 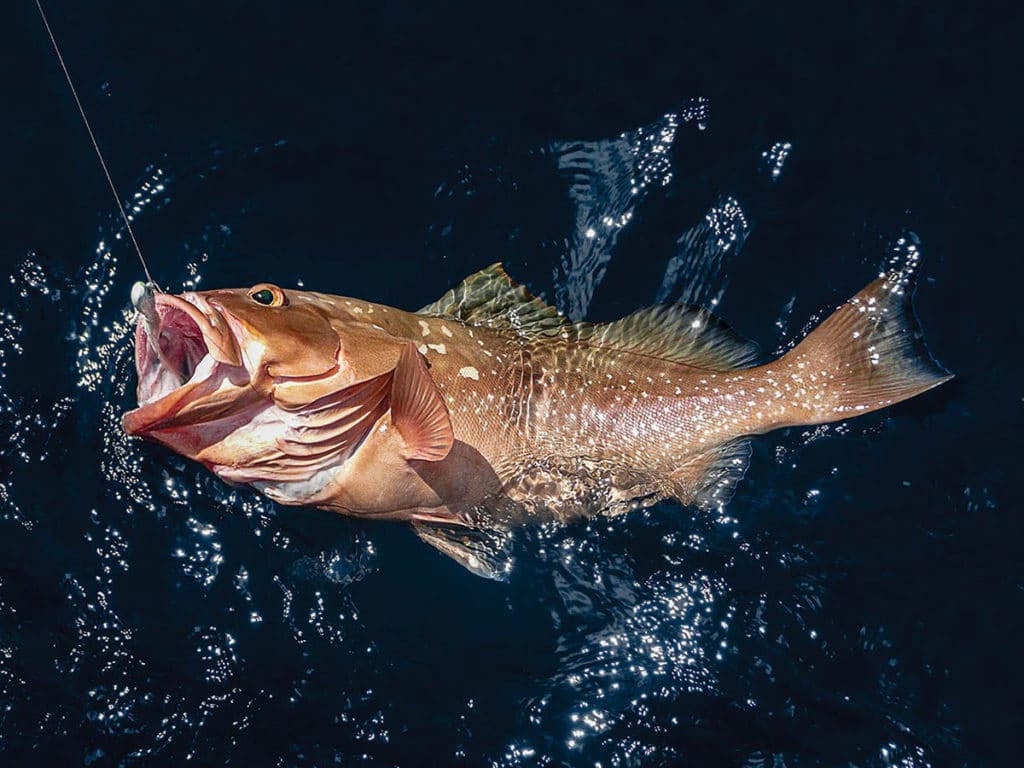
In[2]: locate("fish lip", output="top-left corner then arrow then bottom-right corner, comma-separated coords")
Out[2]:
122,292 -> 246,435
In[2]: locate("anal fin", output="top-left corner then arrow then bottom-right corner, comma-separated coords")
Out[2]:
668,439 -> 751,510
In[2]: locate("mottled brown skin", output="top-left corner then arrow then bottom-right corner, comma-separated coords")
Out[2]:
344,308 -> 745,514
124,265 -> 950,571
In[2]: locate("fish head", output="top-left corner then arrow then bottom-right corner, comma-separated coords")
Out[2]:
198,283 -> 407,408
122,282 -> 407,466
121,283 -> 347,438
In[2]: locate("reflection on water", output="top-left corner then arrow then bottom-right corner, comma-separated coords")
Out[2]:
0,102 -> 968,766
549,103 -> 696,319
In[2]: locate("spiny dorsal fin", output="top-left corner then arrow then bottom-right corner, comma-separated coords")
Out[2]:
574,303 -> 759,370
418,263 -> 568,335
391,343 -> 454,461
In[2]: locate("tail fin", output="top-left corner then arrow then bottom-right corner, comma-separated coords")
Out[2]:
776,267 -> 951,426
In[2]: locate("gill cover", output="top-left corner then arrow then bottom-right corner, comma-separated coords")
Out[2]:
271,341 -> 453,468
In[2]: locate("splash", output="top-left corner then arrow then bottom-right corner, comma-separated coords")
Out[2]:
550,99 -> 709,319
761,141 -> 793,181
658,194 -> 751,307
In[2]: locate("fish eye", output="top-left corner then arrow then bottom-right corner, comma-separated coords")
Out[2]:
248,284 -> 287,307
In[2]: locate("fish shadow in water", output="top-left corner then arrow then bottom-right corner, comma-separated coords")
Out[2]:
411,440 -> 504,516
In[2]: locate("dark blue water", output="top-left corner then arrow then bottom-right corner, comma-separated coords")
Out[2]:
1,2 -> 1018,765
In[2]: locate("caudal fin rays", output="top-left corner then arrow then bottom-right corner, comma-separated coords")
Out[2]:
777,263 -> 951,424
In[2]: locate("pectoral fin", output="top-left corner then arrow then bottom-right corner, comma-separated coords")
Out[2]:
412,522 -> 513,581
391,343 -> 454,461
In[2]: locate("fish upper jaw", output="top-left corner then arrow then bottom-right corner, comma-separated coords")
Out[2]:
122,292 -> 252,436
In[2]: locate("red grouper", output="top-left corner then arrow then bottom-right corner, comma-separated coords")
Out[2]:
123,262 -> 951,577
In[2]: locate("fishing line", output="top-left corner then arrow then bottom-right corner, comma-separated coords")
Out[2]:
35,0 -> 160,290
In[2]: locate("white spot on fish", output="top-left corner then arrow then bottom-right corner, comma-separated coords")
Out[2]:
427,343 -> 447,354
418,344 -> 428,355
459,366 -> 480,380
418,320 -> 431,336
441,325 -> 453,338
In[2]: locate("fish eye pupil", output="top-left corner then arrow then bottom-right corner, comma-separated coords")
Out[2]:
252,289 -> 274,305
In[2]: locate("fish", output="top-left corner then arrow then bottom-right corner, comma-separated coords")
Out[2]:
123,263 -> 951,578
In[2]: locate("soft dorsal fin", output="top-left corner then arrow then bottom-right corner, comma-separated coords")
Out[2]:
421,264 -> 755,370
391,343 -> 454,461
574,303 -> 759,370
418,263 -> 568,334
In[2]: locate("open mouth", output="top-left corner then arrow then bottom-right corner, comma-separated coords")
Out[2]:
123,292 -> 246,435
136,301 -> 213,403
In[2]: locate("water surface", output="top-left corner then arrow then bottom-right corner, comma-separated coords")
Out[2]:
1,3 -> 1016,766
